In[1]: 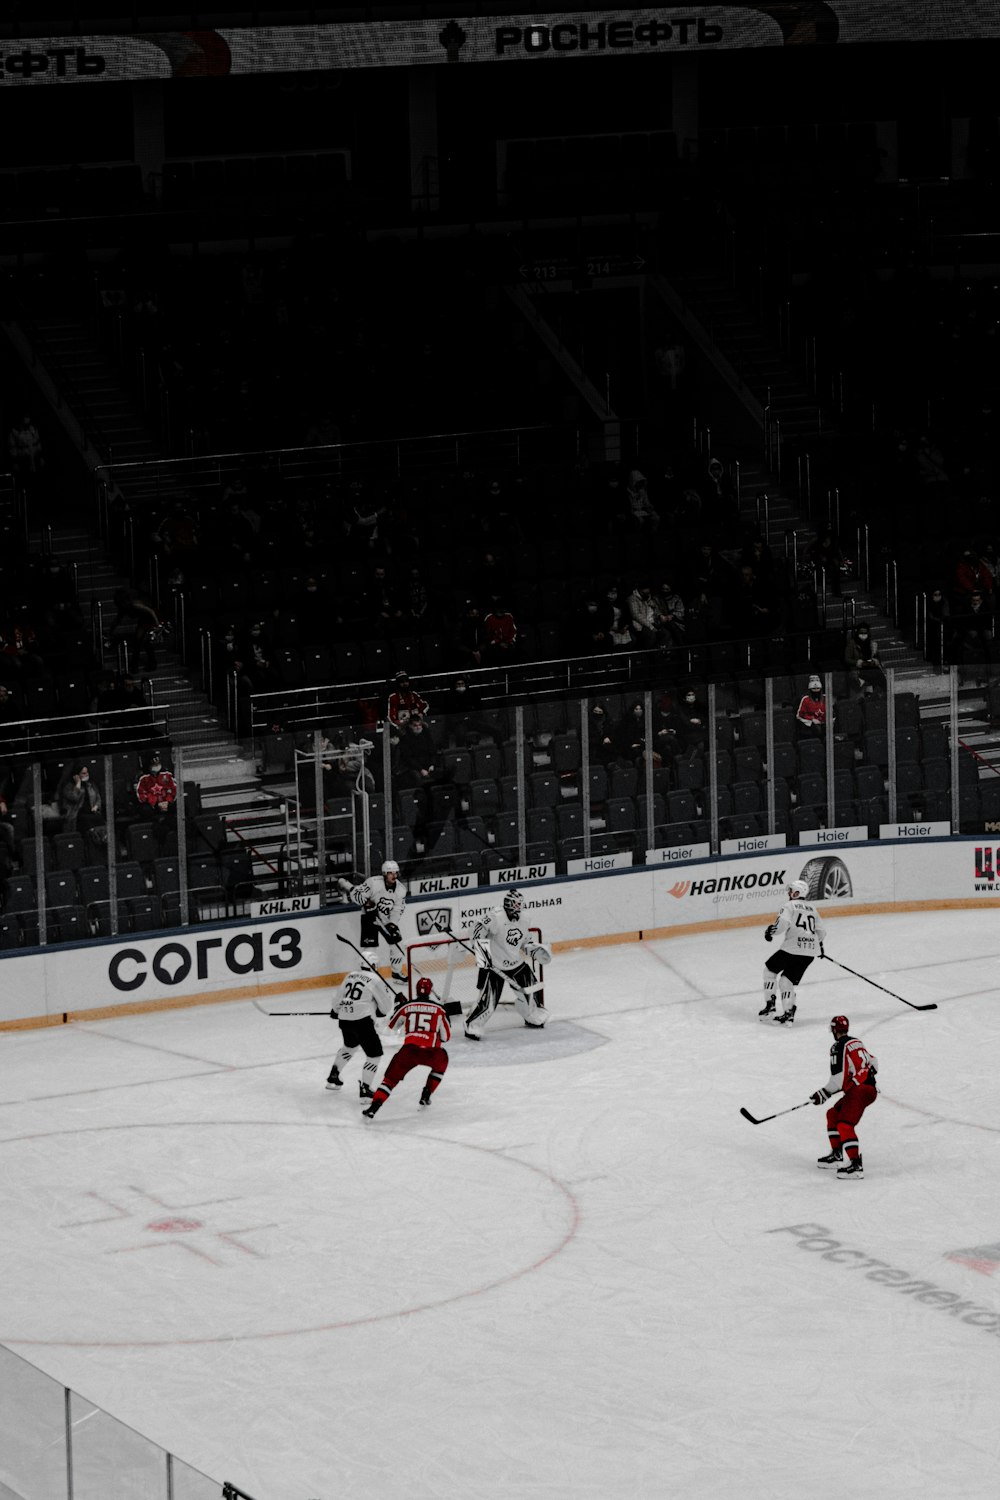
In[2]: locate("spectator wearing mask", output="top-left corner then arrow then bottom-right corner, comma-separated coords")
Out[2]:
614,700 -> 648,763
796,677 -> 827,735
954,589 -> 994,669
678,687 -> 708,750
58,762 -> 104,834
571,593 -> 615,657
845,625 -> 881,694
588,702 -> 617,766
135,752 -> 178,846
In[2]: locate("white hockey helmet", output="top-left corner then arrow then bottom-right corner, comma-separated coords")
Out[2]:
788,878 -> 809,898
503,887 -> 523,918
382,859 -> 400,880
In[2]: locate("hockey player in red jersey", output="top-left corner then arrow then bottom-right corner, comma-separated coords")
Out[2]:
812,1015 -> 878,1178
363,977 -> 451,1117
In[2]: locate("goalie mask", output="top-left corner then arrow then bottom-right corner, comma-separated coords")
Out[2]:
503,888 -> 523,919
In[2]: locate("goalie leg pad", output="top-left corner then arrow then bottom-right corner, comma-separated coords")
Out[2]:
465,969 -> 503,1037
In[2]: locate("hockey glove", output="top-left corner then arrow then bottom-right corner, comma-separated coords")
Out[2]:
381,922 -> 402,945
810,1088 -> 831,1106
336,878 -> 354,895
764,924 -> 777,942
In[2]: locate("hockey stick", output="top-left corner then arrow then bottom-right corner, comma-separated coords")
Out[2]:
821,954 -> 938,1010
336,932 -> 401,994
740,1100 -> 813,1125
250,996 -> 330,1017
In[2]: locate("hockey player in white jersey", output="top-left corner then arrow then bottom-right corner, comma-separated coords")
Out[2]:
760,877 -> 827,1025
464,889 -> 552,1040
326,967 -> 398,1098
336,860 -> 407,982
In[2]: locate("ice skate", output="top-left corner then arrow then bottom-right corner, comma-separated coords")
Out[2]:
325,1068 -> 343,1091
758,1000 -> 775,1021
464,1029 -> 481,1041
770,1011 -> 792,1024
783,1004 -> 797,1023
419,1089 -> 432,1107
359,1082 -> 374,1100
362,1102 -> 382,1119
837,1157 -> 864,1179
816,1150 -> 843,1168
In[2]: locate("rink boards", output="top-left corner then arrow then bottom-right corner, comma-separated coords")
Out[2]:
1,835 -> 998,1027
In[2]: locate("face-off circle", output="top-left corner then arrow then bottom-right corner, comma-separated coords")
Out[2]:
0,1121 -> 579,1347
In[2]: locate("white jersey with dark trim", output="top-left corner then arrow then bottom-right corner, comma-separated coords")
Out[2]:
772,899 -> 827,956
333,970 -> 392,1021
470,909 -> 536,973
348,875 -> 406,927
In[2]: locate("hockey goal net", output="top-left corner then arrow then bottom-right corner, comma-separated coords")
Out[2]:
407,927 -> 543,1014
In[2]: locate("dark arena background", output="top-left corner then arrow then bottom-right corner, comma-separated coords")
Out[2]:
2,5 -> 1000,1499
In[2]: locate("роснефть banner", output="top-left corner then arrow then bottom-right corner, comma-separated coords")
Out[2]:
2,4 -> 1000,83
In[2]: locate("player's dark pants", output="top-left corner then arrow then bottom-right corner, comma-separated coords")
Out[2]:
826,1085 -> 877,1158
338,1016 -> 383,1058
765,951 -> 813,984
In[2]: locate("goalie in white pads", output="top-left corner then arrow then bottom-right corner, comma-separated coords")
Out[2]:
337,859 -> 407,981
464,889 -> 551,1040
326,968 -> 397,1099
760,877 -> 827,1025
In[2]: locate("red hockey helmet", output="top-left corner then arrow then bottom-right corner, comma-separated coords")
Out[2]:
830,1014 -> 850,1037
415,977 -> 434,999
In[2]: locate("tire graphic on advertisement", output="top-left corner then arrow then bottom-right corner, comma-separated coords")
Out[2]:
798,856 -> 852,900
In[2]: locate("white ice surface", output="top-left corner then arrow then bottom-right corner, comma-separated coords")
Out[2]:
1,910 -> 1000,1500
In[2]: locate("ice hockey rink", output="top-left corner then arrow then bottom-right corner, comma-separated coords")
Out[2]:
1,907 -> 999,1500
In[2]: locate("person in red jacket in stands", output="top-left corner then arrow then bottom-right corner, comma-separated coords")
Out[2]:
483,598 -> 518,664
955,547 -> 994,599
795,676 -> 826,735
387,670 -> 429,729
135,751 -> 178,846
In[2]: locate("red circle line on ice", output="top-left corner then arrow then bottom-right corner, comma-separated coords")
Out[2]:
1,1120 -> 581,1349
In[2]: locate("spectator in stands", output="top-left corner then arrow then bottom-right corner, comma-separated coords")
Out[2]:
654,579 -> 686,646
954,589 -> 994,668
304,411 -> 342,448
483,599 -> 518,664
701,457 -> 734,513
0,684 -> 19,725
0,620 -> 44,678
606,586 -> 633,650
106,673 -> 147,712
614,700 -> 648,763
652,690 -> 687,760
845,623 -> 881,693
135,752 -> 177,846
398,717 -> 440,786
628,583 -> 668,649
678,687 -> 708,750
587,702 -> 617,766
404,565 -> 431,629
7,414 -> 43,478
733,564 -> 773,637
809,529 -> 844,597
626,471 -> 660,533
740,536 -> 776,586
571,593 -> 615,657
350,484 -> 386,551
795,677 -> 827,735
240,621 -> 280,691
58,761 -> 105,835
926,587 -> 951,668
693,544 -> 733,634
388,671 -> 429,729
955,547 -> 994,599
